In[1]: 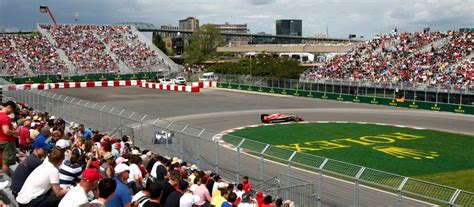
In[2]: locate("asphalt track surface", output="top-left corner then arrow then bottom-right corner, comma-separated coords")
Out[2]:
53,87 -> 474,206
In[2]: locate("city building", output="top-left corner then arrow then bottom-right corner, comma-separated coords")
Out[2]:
276,19 -> 302,36
212,22 -> 248,34
179,17 -> 199,31
161,25 -> 179,30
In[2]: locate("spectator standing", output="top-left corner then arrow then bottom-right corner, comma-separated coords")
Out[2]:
79,124 -> 93,140
10,138 -> 50,197
242,176 -> 252,193
90,178 -> 117,206
16,148 -> 69,206
107,163 -> 132,207
0,101 -> 18,176
59,168 -> 103,207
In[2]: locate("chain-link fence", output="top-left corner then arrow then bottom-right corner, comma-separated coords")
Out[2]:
3,86 -> 473,207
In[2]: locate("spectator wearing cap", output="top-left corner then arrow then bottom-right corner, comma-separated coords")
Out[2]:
210,182 -> 229,207
255,192 -> 264,207
90,178 -> 117,206
59,168 -> 103,207
164,179 -> 188,207
59,143 -> 83,188
141,181 -> 163,207
100,152 -> 115,178
107,163 -> 132,207
10,137 -> 50,197
193,176 -> 212,206
16,148 -> 69,206
160,169 -> 180,204
0,101 -> 19,176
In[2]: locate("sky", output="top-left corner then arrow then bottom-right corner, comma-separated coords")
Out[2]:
1,0 -> 473,39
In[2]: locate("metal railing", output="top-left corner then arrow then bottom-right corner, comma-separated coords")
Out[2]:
217,74 -> 474,106
2,86 -> 473,207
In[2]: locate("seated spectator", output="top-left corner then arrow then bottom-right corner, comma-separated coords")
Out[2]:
10,138 -> 50,197
180,189 -> 201,207
16,148 -> 69,207
210,182 -> 229,207
164,179 -> 188,207
127,154 -> 143,194
159,169 -> 180,204
58,168 -> 103,207
100,152 -> 115,178
222,192 -> 238,207
107,163 -> 132,207
261,195 -> 272,207
90,178 -> 117,206
141,181 -> 163,207
131,176 -> 154,207
234,184 -> 244,204
59,146 -> 83,188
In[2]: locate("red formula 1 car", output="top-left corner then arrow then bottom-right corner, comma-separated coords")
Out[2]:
260,113 -> 304,123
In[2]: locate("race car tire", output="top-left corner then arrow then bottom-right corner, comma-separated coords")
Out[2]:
261,114 -> 270,123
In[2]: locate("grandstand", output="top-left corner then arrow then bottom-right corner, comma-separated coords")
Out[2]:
1,24 -> 180,77
302,30 -> 474,89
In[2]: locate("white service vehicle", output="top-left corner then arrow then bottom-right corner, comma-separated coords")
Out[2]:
199,72 -> 218,82
154,130 -> 174,144
174,77 -> 187,85
159,78 -> 173,85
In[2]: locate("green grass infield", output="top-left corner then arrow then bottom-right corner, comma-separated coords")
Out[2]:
223,122 -> 474,191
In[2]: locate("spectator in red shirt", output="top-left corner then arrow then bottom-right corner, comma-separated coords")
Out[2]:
0,101 -> 18,176
18,120 -> 31,151
242,176 -> 252,193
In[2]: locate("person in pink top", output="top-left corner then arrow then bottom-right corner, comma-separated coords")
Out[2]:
192,176 -> 211,206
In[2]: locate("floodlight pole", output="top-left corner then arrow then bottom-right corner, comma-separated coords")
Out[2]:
40,5 -> 58,26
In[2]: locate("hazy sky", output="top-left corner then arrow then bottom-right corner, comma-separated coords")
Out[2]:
1,0 -> 473,38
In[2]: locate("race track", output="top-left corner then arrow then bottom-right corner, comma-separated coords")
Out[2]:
55,87 -> 474,134
53,86 -> 474,206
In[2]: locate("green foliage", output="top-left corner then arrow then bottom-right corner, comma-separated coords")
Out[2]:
207,56 -> 305,79
184,24 -> 224,64
152,33 -> 167,55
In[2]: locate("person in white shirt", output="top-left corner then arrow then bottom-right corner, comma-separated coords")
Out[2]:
89,178 -> 117,206
59,168 -> 103,207
127,154 -> 143,194
16,148 -> 69,207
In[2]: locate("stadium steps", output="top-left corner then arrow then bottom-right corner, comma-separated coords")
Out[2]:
37,24 -> 77,74
421,37 -> 450,52
128,25 -> 183,73
91,31 -> 130,73
8,39 -> 34,76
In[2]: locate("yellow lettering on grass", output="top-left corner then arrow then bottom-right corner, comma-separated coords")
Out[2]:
359,136 -> 395,144
333,138 -> 374,146
382,133 -> 425,140
304,141 -> 350,150
276,144 -> 322,152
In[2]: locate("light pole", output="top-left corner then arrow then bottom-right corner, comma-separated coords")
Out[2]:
39,5 -> 58,26
247,29 -> 252,77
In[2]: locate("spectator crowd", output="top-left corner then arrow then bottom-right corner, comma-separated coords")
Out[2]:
302,30 -> 473,89
0,100 -> 294,207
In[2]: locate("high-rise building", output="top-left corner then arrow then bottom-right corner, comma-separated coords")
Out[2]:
276,19 -> 302,36
179,17 -> 199,31
212,22 -> 248,34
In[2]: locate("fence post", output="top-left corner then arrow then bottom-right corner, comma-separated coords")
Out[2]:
215,140 -> 219,174
140,115 -> 148,148
354,167 -> 366,207
448,189 -> 461,207
197,129 -> 205,168
236,139 -> 246,183
260,144 -> 270,183
287,151 -> 297,199
317,158 -> 328,207
180,125 -> 188,160
397,177 -> 409,207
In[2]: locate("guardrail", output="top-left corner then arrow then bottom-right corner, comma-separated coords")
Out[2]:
2,85 -> 473,207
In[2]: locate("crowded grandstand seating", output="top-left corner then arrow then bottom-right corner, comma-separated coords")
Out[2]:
302,30 -> 474,89
0,37 -> 28,76
41,24 -> 120,73
0,101 -> 292,207
13,35 -> 68,75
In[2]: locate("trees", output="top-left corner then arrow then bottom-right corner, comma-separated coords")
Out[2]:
207,56 -> 305,79
152,32 -> 167,55
184,24 -> 224,64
